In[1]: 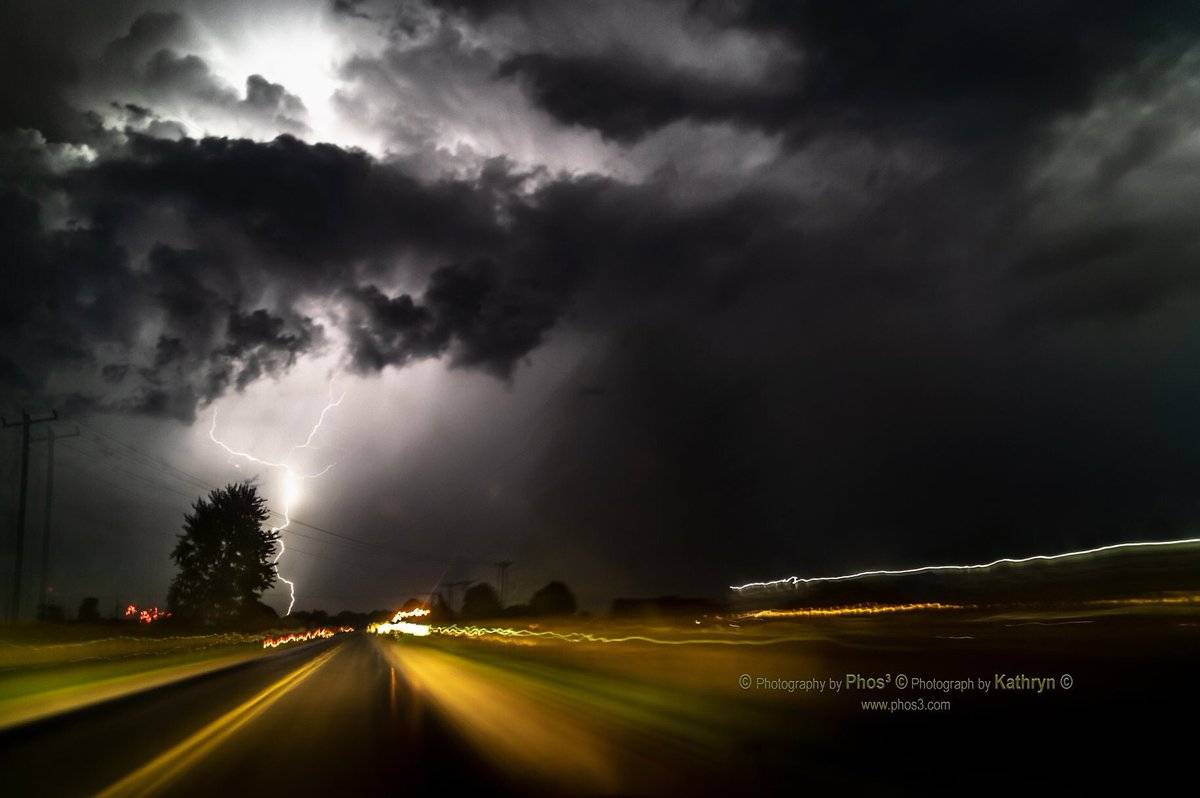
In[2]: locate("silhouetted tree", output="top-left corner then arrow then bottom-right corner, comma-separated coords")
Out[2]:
333,610 -> 366,628
77,596 -> 100,623
429,592 -> 456,623
167,483 -> 279,626
294,609 -> 330,627
369,608 -> 398,626
460,583 -> 501,619
502,603 -> 533,618
530,581 -> 577,617
242,600 -> 280,630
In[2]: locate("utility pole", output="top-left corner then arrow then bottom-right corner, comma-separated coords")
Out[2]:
2,410 -> 57,622
446,580 -> 473,612
494,560 -> 513,607
35,426 -> 79,614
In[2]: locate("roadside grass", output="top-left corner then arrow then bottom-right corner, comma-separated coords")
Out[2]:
0,625 -> 307,730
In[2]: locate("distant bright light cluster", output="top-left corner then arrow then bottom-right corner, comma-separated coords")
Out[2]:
370,607 -> 432,635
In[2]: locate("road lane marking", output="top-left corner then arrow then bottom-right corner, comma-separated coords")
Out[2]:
0,649 -> 266,732
389,666 -> 397,718
97,643 -> 343,798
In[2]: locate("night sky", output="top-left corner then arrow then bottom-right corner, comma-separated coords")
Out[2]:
4,0 -> 1200,615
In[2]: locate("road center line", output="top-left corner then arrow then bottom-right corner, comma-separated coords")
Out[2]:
96,643 -> 343,798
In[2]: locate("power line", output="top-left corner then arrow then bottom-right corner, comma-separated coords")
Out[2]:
78,423 -> 215,491
31,426 -> 80,614
74,423 -> 450,558
43,426 -> 454,609
495,560 -> 514,606
60,433 -> 470,566
2,409 -> 58,621
53,420 -> 515,605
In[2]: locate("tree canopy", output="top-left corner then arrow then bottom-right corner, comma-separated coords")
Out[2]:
167,482 -> 279,625
461,583 -> 502,619
77,596 -> 100,623
531,581 -> 577,617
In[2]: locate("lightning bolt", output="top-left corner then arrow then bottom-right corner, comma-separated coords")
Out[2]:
208,384 -> 346,615
730,535 -> 1200,592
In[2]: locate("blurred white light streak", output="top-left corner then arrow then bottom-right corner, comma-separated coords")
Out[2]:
730,536 -> 1200,591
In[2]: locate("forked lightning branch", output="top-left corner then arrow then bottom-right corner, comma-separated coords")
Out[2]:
207,386 -> 345,614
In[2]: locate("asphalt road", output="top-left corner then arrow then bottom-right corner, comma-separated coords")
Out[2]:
0,634 -> 517,797
4,619 -> 1200,794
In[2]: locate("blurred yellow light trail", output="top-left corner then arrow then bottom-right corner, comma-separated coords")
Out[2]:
738,602 -> 966,619
1086,594 -> 1200,607
260,626 -> 353,649
370,603 -> 1014,649
374,621 -> 431,636
418,625 -> 812,646
731,536 -> 1200,591
373,640 -> 623,792
96,646 -> 341,798
372,603 -> 966,646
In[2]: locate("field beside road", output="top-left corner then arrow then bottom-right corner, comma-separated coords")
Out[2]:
377,599 -> 1200,793
0,624 -> 307,731
2,599 -> 1198,794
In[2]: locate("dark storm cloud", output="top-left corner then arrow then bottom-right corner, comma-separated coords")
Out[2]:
6,0 -> 1200,607
141,49 -> 237,106
0,174 -> 330,421
0,1 -> 132,142
0,183 -> 139,393
498,51 -> 788,145
102,11 -> 196,69
346,258 -> 563,378
69,132 -> 620,377
73,133 -> 503,273
101,363 -> 130,384
499,1 -> 1200,145
421,0 -> 1200,589
2,129 -> 578,415
6,105 -> 808,422
423,0 -> 540,20
331,0 -> 374,21
219,308 -> 322,390
0,133 -> 334,421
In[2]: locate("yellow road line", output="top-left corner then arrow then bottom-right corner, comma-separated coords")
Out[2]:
97,643 -> 343,798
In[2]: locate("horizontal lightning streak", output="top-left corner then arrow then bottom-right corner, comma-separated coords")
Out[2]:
730,536 -> 1200,591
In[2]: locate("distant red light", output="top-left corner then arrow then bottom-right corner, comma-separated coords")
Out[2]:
124,604 -> 172,624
